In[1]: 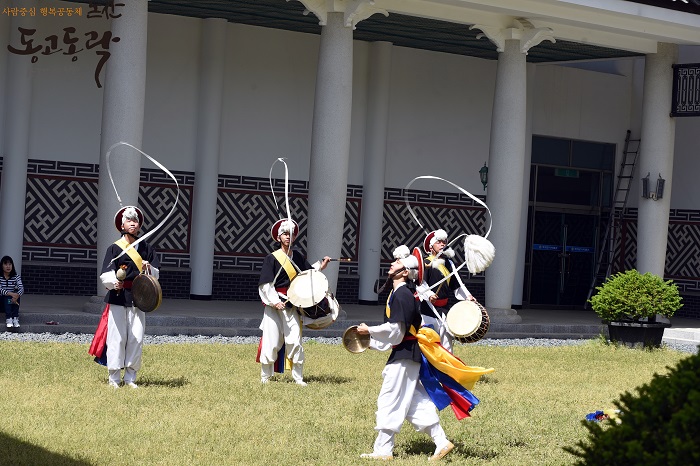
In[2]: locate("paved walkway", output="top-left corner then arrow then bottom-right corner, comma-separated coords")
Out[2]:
7,294 -> 700,347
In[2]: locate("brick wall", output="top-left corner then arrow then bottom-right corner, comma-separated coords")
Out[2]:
678,293 -> 700,320
23,264 -> 96,296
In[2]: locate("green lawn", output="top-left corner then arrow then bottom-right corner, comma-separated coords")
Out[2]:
0,339 -> 689,465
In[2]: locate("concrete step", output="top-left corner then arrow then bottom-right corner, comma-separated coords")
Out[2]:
9,311 -> 698,344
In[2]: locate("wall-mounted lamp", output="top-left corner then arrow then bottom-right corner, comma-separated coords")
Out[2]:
479,162 -> 488,191
642,172 -> 665,201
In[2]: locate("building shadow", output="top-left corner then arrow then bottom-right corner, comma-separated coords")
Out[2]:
0,431 -> 92,465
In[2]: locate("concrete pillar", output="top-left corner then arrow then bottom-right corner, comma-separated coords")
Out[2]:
470,20 -> 554,322
306,12 -> 353,289
636,43 -> 678,277
484,39 -> 527,322
95,0 -> 148,294
0,3 -> 36,274
358,41 -> 392,305
189,18 -> 227,300
512,62 -> 537,307
0,5 -> 9,156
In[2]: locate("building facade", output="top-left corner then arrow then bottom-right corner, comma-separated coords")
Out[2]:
1,0 -> 699,319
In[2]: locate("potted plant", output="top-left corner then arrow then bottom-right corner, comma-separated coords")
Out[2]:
588,269 -> 683,348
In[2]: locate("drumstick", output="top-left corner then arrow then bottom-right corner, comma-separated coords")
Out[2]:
328,258 -> 352,262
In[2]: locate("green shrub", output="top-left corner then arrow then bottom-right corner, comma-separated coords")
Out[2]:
588,269 -> 682,321
566,352 -> 700,465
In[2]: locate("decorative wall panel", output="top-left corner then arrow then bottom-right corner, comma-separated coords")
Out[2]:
7,158 -> 700,316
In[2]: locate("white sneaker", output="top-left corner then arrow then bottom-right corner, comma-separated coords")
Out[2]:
12,317 -> 19,328
430,441 -> 455,461
6,319 -> 12,328
108,381 -> 120,389
125,382 -> 138,389
295,380 -> 308,387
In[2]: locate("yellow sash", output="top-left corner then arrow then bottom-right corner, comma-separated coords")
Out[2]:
414,326 -> 494,390
427,255 -> 451,284
272,249 -> 297,281
114,237 -> 143,273
272,248 -> 298,372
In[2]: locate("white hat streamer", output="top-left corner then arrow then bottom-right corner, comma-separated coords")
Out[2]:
106,141 -> 180,265
268,158 -> 301,277
404,175 -> 495,279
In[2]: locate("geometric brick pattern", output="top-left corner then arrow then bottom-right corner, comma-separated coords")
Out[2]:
25,176 -> 98,246
8,158 -> 700,316
138,184 -> 191,253
213,191 -> 361,275
382,194 -> 488,263
667,222 -> 700,281
215,191 -> 309,256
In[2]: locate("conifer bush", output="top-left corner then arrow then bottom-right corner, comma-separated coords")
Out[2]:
588,269 -> 682,322
566,352 -> 700,465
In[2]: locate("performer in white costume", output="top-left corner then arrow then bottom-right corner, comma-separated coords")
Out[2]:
257,219 -> 330,386
356,245 -> 454,461
97,206 -> 160,389
421,229 -> 476,352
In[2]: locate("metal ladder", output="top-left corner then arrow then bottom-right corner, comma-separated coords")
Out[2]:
585,130 -> 640,306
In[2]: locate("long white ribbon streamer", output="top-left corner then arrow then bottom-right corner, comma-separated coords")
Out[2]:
403,175 -> 493,291
269,158 -> 293,226
268,158 -> 302,280
404,175 -> 492,238
106,141 -> 180,265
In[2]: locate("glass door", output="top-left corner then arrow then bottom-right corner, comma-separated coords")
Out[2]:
525,136 -> 614,309
529,210 -> 597,307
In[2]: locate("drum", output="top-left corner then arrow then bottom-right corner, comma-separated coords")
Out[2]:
342,325 -> 370,353
445,300 -> 490,343
304,293 -> 341,330
132,273 -> 162,313
287,270 -> 329,308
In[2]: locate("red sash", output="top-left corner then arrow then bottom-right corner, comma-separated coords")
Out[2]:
433,298 -> 449,308
88,304 -> 109,358
393,335 -> 417,348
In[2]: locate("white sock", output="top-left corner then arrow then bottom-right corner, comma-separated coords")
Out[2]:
429,423 -> 449,452
108,369 -> 121,385
261,364 -> 273,381
372,429 -> 395,456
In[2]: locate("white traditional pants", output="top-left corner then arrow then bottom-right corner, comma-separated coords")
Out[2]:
107,304 -> 145,383
371,359 -> 447,456
258,305 -> 304,380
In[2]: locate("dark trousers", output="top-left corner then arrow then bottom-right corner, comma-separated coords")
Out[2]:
3,296 -> 19,318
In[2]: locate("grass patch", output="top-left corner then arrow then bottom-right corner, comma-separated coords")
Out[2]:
0,340 -> 688,465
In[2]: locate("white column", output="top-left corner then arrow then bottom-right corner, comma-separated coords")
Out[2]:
189,18 -> 227,299
485,39 -> 526,321
358,41 -> 392,304
0,3 -> 36,274
306,11 -> 354,289
95,0 -> 148,294
636,43 -> 678,277
471,20 -> 554,322
0,6 -> 9,153
512,62 -> 537,307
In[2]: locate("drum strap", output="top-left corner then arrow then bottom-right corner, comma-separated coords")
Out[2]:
427,255 -> 451,286
272,249 -> 297,281
114,237 -> 143,273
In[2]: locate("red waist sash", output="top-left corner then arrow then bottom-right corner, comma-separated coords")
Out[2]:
433,298 -> 448,308
393,335 -> 417,348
